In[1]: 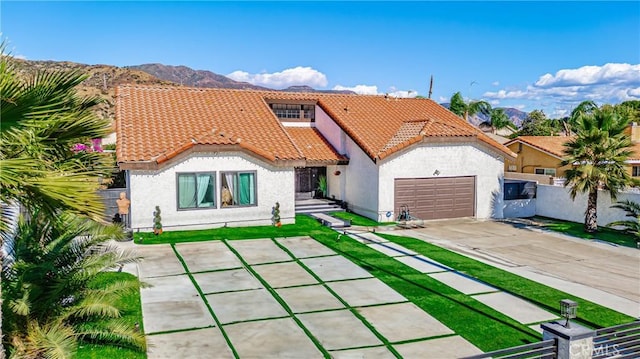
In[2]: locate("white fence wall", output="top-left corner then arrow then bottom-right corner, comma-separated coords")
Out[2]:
536,184 -> 640,226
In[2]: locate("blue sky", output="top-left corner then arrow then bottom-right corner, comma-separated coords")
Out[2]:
3,1 -> 639,117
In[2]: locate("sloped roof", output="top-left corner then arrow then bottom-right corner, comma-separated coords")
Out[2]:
316,94 -> 514,160
116,86 -> 515,168
285,127 -> 348,163
505,136 -> 573,159
506,136 -> 640,165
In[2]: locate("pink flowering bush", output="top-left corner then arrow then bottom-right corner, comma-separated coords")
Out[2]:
72,139 -> 103,153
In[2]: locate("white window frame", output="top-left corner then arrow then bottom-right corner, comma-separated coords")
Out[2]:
633,166 -> 640,177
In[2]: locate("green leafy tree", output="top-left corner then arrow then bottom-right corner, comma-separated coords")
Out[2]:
2,212 -> 145,358
617,100 -> 640,123
562,102 -> 634,233
518,109 -> 558,136
448,91 -> 491,122
487,108 -> 516,134
608,200 -> 640,241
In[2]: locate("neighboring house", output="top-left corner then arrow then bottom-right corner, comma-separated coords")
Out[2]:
504,134 -> 640,179
504,136 -> 573,178
477,122 -> 517,137
116,86 -> 516,231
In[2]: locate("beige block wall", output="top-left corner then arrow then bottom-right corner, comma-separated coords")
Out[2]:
505,142 -> 571,177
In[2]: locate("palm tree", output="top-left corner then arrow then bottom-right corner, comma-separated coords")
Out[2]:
562,102 -> 634,233
2,211 -> 145,358
487,108 -> 516,134
565,100 -> 598,135
608,200 -> 640,241
0,51 -> 115,234
449,91 -> 492,122
0,44 -> 117,358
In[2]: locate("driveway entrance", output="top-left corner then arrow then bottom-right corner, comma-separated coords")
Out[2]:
387,219 -> 640,317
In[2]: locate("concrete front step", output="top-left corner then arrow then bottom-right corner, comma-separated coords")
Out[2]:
296,207 -> 345,215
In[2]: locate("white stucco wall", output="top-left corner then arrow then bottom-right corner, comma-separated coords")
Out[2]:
315,105 -> 346,154
326,164 -> 347,200
342,137 -> 380,219
128,152 -> 295,231
379,143 -> 505,221
537,185 -> 640,226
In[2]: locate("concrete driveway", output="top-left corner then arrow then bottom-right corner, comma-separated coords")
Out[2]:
384,218 -> 640,318
135,237 -> 483,359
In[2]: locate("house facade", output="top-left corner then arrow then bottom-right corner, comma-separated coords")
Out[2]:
116,86 -> 515,231
505,135 -> 640,180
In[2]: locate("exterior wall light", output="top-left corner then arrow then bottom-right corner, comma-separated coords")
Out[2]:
334,170 -> 341,176
560,299 -> 578,328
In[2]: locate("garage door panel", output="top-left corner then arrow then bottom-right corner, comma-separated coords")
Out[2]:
395,177 -> 475,220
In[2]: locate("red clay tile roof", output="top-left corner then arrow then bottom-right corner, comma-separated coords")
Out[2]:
285,127 -> 348,163
116,86 -> 303,166
505,136 -> 573,159
316,95 -> 515,160
116,86 -> 515,168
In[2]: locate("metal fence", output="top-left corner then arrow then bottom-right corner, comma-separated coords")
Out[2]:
461,339 -> 556,359
593,320 -> 640,359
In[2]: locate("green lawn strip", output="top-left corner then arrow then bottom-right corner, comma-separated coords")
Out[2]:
135,215 -> 324,244
76,272 -> 146,359
377,233 -> 634,328
307,232 -> 542,352
533,216 -> 637,248
269,238 -> 403,358
221,239 -> 332,358
170,243 -> 240,359
329,211 -> 394,227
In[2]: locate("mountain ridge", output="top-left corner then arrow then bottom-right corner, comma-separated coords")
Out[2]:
12,59 -> 527,127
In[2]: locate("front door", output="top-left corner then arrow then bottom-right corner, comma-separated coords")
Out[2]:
295,167 -> 326,199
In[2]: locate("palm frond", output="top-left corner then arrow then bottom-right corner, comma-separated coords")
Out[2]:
76,319 -> 146,351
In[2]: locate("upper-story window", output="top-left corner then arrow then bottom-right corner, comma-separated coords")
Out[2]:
270,103 -> 315,121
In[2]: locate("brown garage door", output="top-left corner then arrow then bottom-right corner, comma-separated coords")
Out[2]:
394,176 -> 475,220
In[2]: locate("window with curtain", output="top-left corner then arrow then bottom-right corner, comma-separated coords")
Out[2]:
220,171 -> 256,207
177,172 -> 215,210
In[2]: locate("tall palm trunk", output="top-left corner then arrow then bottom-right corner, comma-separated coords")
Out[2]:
585,188 -> 598,233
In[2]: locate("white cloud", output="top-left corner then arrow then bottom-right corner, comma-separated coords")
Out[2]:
332,84 -> 379,95
553,109 -> 569,117
490,99 -> 500,106
483,89 -> 529,99
483,63 -> 640,112
515,104 -> 526,110
227,66 -> 328,89
388,90 -> 419,98
491,81 -> 500,86
332,84 -> 418,98
535,63 -> 640,88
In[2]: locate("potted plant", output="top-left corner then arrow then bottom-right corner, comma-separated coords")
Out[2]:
317,175 -> 327,198
153,206 -> 163,235
272,202 -> 282,227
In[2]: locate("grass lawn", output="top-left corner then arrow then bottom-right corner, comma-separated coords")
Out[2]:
76,272 -> 146,359
329,211 -> 395,227
533,216 -> 638,248
377,233 -> 633,329
137,215 -> 632,352
135,215 -> 327,244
